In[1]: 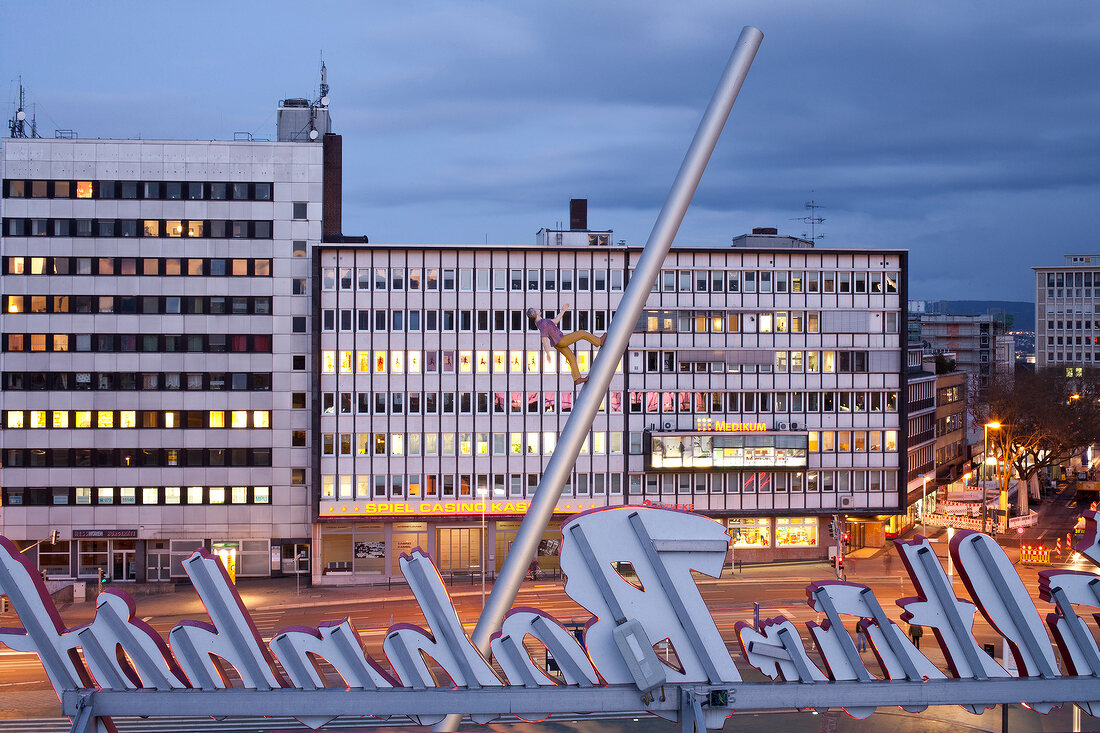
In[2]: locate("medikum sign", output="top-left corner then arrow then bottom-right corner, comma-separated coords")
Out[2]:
2,507 -> 1100,733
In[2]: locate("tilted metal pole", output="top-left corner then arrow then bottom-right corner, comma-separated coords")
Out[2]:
434,24 -> 762,731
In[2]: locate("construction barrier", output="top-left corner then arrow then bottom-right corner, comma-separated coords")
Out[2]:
1020,544 -> 1052,564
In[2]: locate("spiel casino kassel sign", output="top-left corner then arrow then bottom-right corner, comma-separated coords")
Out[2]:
2,506 -> 1100,732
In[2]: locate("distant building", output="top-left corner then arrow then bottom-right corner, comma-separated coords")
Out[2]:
1033,254 -> 1100,374
912,312 -> 1006,387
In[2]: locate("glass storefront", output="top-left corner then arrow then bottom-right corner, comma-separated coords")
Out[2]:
728,517 -> 820,549
650,433 -> 808,470
775,517 -> 818,546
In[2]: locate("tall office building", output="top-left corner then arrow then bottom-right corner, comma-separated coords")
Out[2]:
1034,255 -> 1100,373
315,221 -> 907,582
0,94 -> 338,582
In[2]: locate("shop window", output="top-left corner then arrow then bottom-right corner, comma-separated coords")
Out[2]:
730,518 -> 770,547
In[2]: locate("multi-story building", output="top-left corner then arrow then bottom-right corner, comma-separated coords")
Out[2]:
934,369 -> 967,482
1034,254 -> 1100,373
897,345 -> 936,537
314,221 -> 907,582
0,94 -> 339,583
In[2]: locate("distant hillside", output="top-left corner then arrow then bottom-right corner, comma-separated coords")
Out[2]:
915,300 -> 1034,332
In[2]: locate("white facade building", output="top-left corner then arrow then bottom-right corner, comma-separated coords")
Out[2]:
1034,254 -> 1100,373
314,225 -> 907,582
0,109 -> 332,581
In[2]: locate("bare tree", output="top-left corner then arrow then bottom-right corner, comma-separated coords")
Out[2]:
976,369 -> 1100,517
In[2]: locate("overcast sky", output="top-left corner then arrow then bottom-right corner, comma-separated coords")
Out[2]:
3,2 -> 1098,301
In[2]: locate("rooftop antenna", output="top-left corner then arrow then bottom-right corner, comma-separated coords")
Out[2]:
790,194 -> 825,242
307,56 -> 330,141
8,77 -> 41,139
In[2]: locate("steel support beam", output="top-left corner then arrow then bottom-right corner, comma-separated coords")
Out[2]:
63,678 -> 1100,720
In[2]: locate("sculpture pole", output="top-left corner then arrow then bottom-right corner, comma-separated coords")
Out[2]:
435,24 -> 762,731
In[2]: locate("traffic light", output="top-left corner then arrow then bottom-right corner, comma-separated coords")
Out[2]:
828,521 -> 836,539
98,567 -> 106,585
49,530 -> 59,545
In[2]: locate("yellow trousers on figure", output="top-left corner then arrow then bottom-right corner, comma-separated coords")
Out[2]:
554,330 -> 601,382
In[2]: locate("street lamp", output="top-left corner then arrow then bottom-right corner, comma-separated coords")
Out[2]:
476,487 -> 489,608
921,474 -> 931,537
983,422 -> 1001,533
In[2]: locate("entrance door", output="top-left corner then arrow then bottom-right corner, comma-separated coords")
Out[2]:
111,550 -> 136,581
147,553 -> 171,581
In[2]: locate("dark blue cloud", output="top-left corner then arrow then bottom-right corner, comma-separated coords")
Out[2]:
3,0 -> 1098,301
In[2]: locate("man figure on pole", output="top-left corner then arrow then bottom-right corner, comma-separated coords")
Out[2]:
528,304 -> 606,386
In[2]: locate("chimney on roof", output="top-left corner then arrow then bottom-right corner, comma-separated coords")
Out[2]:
752,227 -> 778,235
570,199 -> 588,231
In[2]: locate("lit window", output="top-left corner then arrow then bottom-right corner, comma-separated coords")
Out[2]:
120,487 -> 136,505
97,411 -> 114,428
76,181 -> 93,198
209,487 -> 225,504
52,411 -> 69,428
459,350 -> 473,373
322,476 -> 335,499
98,488 -> 114,505
166,220 -> 183,237
76,488 -> 92,505
339,350 -> 353,373
163,411 -> 178,428
231,486 -> 247,504
165,487 -> 181,504
6,296 -> 21,313
53,334 -> 69,351
209,411 -> 225,428
119,411 -> 136,428
391,434 -> 404,456
6,411 -> 24,428
231,410 -> 248,428
253,410 -> 270,428
322,351 -> 336,373
29,410 -> 47,428
254,486 -> 270,503
143,488 -> 159,504
187,220 -> 204,237
391,350 -> 404,374
374,351 -> 386,373
187,486 -> 203,504
408,351 -> 421,373
30,334 -> 46,352
143,220 -> 160,237
74,411 -> 92,428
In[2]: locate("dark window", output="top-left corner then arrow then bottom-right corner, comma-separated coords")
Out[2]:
293,202 -> 307,219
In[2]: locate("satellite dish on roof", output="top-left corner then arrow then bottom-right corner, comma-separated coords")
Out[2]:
309,129 -> 319,140
320,96 -> 330,107
16,111 -> 25,121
